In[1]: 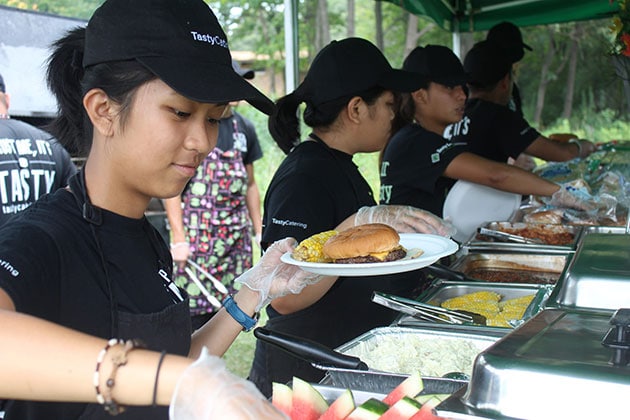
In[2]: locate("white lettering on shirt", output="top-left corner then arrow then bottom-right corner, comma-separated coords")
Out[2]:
0,258 -> 19,277
271,218 -> 307,230
444,116 -> 470,140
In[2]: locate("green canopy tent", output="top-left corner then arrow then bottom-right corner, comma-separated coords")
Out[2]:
381,0 -> 619,32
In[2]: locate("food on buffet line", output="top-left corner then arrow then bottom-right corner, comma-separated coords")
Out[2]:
439,291 -> 535,327
476,224 -> 575,245
272,374 -> 448,420
323,224 -> 408,264
292,224 -> 418,264
343,335 -> 487,377
466,268 -> 558,284
292,230 -> 339,262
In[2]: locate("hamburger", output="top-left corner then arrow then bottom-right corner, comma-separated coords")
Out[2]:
322,223 -> 406,263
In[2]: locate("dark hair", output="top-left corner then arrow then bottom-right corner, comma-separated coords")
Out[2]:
268,86 -> 387,155
46,27 -> 156,157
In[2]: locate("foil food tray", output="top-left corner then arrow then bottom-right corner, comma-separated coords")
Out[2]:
462,221 -> 582,254
449,252 -> 568,285
333,326 -> 498,379
394,280 -> 552,333
547,233 -> 630,312
438,309 -> 630,420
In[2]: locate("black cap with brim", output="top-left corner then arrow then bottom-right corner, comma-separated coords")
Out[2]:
296,38 -> 422,106
464,40 -> 513,88
403,45 -> 468,87
486,21 -> 532,63
83,0 -> 274,115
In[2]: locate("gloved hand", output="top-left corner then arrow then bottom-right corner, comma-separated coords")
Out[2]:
170,347 -> 287,419
236,238 -> 323,311
170,242 -> 190,270
354,205 -> 456,237
549,183 -> 599,212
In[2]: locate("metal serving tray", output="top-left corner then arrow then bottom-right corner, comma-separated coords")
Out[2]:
394,280 -> 552,333
449,252 -> 568,285
334,326 -> 498,379
438,309 -> 630,420
547,233 -> 630,312
317,373 -> 466,402
462,222 -> 582,254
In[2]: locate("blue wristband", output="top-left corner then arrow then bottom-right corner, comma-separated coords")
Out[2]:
222,295 -> 258,332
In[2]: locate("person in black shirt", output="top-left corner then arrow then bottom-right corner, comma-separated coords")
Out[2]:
249,38 -> 455,397
446,40 -> 597,165
380,45 -> 561,218
0,0 -> 325,418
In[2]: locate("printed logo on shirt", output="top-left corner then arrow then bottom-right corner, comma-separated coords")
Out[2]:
189,31 -> 229,48
0,258 -> 19,277
271,217 -> 307,230
233,132 -> 248,152
431,153 -> 440,163
444,116 -> 470,140
0,138 -> 59,216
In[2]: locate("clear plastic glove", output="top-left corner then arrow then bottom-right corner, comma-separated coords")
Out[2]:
236,238 -> 323,311
549,183 -> 599,212
170,347 -> 287,420
354,205 -> 456,237
170,242 -> 190,265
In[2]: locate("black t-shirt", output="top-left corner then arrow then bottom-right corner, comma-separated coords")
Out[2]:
380,123 -> 469,217
216,111 -> 263,165
0,119 -> 77,226
445,98 -> 540,163
0,189 -> 186,419
254,140 -> 423,393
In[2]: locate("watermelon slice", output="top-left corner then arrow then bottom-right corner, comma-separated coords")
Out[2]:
409,398 -> 443,420
414,394 -> 450,405
291,377 -> 329,420
345,398 -> 389,420
272,382 -> 293,418
382,372 -> 424,406
379,396 -> 422,420
318,388 -> 355,420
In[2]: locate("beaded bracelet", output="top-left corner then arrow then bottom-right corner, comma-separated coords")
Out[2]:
93,338 -> 146,415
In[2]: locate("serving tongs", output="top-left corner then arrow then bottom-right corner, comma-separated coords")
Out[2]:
372,292 -> 486,325
477,227 -> 544,245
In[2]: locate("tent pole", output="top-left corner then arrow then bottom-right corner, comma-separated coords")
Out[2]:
284,0 -> 299,94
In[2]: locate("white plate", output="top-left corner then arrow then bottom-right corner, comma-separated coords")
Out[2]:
280,233 -> 458,276
443,180 -> 521,243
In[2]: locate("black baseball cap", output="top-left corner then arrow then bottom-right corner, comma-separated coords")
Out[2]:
83,0 -> 274,115
486,21 -> 532,63
403,45 -> 468,87
464,40 -> 513,88
295,37 -> 422,106
0,73 -> 5,93
232,60 -> 255,80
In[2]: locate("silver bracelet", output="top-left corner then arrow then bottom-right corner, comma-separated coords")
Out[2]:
568,138 -> 582,156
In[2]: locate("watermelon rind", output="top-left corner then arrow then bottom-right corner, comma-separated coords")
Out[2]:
415,394 -> 450,404
345,398 -> 389,420
318,388 -> 355,420
272,382 -> 293,417
291,377 -> 329,420
380,396 -> 422,420
382,372 -> 424,405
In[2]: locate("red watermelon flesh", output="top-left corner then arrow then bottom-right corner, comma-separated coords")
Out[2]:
272,382 -> 293,418
318,388 -> 355,420
291,376 -> 329,420
379,396 -> 422,420
382,372 -> 424,406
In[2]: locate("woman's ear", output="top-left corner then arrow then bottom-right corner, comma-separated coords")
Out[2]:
345,96 -> 364,124
83,88 -> 116,137
411,88 -> 428,105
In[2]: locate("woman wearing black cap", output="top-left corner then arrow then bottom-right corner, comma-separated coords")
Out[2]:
380,45 -> 587,220
248,37 -> 455,397
0,0 -> 322,418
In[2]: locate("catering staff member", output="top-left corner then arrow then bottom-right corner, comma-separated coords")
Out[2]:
380,45 -> 580,218
248,37 -> 455,397
0,0 -> 322,418
445,40 -> 597,164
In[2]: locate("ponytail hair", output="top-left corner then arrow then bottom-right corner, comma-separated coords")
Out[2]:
268,92 -> 302,155
46,27 -> 156,157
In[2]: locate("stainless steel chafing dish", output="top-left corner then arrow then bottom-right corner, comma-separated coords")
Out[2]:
547,233 -> 630,312
393,280 -> 552,333
437,308 -> 630,420
449,252 -> 568,285
462,222 -> 582,254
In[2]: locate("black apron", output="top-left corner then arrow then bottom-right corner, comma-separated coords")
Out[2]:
3,171 -> 192,420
